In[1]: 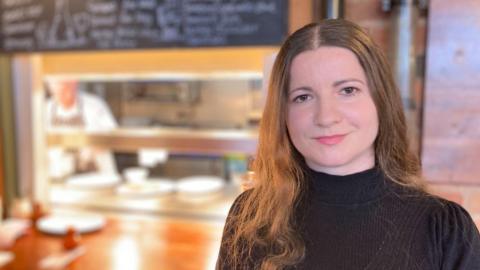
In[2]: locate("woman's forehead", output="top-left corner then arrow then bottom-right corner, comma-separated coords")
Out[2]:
289,46 -> 366,84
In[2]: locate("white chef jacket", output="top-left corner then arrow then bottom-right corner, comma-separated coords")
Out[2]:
46,91 -> 118,176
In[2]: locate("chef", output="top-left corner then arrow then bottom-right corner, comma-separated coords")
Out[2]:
45,79 -> 117,176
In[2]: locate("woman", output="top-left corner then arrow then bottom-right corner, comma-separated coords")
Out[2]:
216,19 -> 480,270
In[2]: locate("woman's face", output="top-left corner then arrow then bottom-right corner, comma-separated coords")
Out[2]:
286,46 -> 378,175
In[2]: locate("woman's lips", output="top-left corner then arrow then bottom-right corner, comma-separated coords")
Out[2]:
315,134 -> 346,145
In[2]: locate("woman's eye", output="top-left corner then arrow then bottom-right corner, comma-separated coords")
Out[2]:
292,94 -> 311,103
340,87 -> 358,96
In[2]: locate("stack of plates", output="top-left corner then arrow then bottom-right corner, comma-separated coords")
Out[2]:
116,178 -> 176,197
176,175 -> 225,202
66,173 -> 121,189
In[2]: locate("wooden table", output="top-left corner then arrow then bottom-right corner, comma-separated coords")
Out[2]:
1,215 -> 225,270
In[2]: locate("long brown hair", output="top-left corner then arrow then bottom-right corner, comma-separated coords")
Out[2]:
224,19 -> 424,270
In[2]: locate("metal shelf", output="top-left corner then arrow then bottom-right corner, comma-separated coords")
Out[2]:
47,127 -> 258,155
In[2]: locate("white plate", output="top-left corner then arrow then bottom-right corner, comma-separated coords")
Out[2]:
36,214 -> 106,235
116,178 -> 176,197
66,173 -> 121,189
177,175 -> 225,195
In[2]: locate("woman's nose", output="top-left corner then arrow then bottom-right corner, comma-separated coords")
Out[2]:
314,97 -> 342,127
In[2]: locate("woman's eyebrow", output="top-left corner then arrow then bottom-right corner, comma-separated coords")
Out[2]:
288,86 -> 312,93
333,78 -> 365,87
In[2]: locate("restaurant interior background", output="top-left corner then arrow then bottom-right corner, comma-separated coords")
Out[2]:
1,0 -> 480,269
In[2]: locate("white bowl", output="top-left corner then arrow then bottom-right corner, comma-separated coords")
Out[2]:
123,167 -> 148,183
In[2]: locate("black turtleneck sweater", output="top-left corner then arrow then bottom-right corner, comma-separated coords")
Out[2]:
216,168 -> 480,269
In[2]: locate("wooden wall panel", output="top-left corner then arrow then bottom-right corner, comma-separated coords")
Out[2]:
289,0 -> 313,33
0,124 -> 4,201
422,0 -> 480,184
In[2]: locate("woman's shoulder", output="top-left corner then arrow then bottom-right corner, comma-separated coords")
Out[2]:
396,185 -> 473,219
419,192 -> 477,231
404,189 -> 480,268
220,190 -> 254,246
428,196 -> 480,268
227,189 -> 254,216
387,183 -> 479,239
424,193 -> 470,217
387,185 -> 480,268
420,193 -> 477,235
392,185 -> 475,225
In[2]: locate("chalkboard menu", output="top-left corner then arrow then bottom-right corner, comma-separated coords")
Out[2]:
0,0 -> 288,52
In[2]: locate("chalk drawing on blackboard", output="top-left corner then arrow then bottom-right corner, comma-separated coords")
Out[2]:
2,0 -> 287,52
73,12 -> 89,33
114,0 -> 138,47
38,0 -> 87,49
35,21 -> 48,47
156,1 -> 182,42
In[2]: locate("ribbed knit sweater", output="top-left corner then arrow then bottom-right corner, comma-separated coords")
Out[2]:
216,167 -> 480,269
